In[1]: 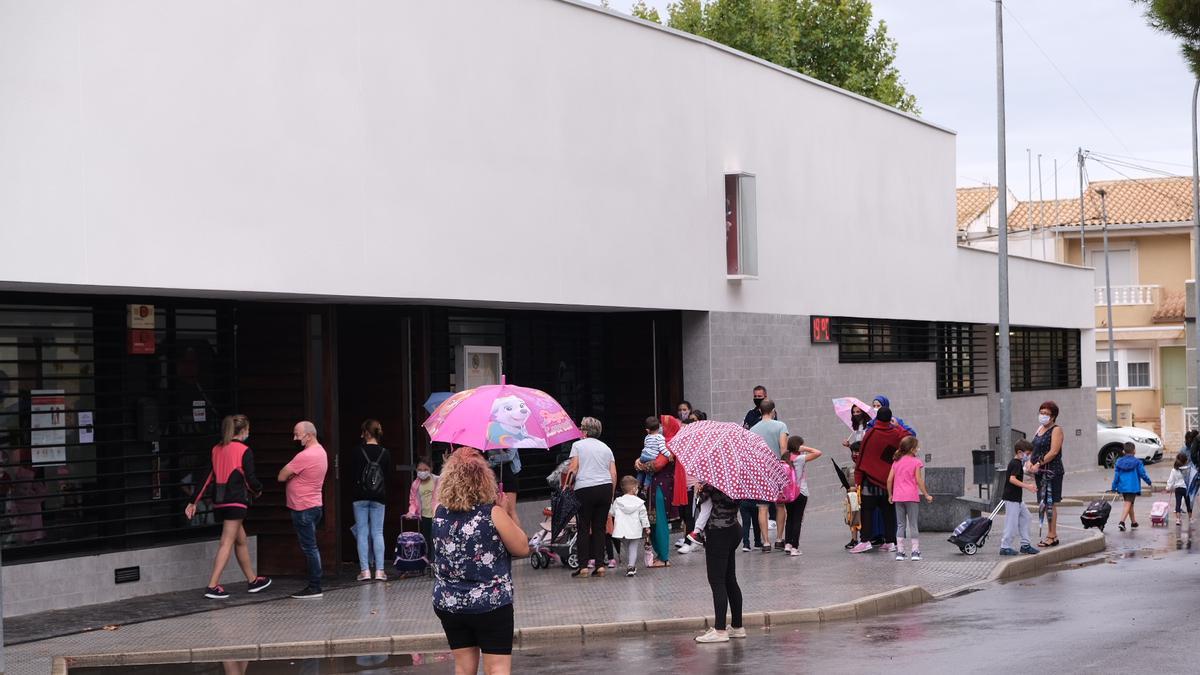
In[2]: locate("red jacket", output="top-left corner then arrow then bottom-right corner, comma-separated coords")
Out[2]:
854,422 -> 911,489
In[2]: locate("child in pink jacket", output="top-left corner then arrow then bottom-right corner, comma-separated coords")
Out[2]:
406,457 -> 440,545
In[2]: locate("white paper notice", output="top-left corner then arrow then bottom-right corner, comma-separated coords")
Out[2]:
192,401 -> 206,422
78,411 -> 94,444
31,389 -> 67,465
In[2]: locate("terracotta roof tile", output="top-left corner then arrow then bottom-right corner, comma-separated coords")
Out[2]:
1009,198 -> 1077,231
955,186 -> 998,230
1154,290 -> 1187,322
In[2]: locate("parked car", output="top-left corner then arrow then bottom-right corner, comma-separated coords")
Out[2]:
1096,419 -> 1163,468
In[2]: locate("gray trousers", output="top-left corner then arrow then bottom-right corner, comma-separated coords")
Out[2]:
895,502 -> 920,539
1000,500 -> 1031,549
619,537 -> 642,569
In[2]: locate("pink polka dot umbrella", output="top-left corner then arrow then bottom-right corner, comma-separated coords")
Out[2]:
667,421 -> 791,502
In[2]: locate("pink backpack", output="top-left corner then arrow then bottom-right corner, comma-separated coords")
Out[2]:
779,462 -> 800,503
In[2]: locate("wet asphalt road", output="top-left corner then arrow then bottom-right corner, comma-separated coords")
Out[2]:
82,519 -> 1200,674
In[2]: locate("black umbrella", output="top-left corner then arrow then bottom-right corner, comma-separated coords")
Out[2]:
831,459 -> 851,491
550,488 -> 580,543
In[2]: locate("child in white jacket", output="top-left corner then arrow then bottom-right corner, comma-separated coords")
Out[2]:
610,476 -> 651,577
1167,452 -> 1193,517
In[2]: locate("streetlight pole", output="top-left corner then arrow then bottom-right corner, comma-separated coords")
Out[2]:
1191,79 -> 1200,425
995,0 -> 1013,494
1099,188 -> 1118,427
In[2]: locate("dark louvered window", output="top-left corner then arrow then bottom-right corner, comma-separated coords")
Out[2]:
833,318 -> 934,363
936,323 -> 989,398
1006,327 -> 1081,392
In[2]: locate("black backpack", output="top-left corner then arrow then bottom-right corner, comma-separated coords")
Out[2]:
359,446 -> 386,501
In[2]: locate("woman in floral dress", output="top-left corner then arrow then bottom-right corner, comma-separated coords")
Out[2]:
432,447 -> 530,674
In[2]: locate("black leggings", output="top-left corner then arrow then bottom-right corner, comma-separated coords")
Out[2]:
681,486 -> 696,533
1176,487 -> 1193,514
704,525 -> 743,631
860,492 -> 896,544
575,484 -> 612,567
784,494 -> 808,548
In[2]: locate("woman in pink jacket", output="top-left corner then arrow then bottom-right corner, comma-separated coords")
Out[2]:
407,457 -> 440,547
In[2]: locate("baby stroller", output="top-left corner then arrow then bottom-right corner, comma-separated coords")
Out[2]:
530,459 -> 581,570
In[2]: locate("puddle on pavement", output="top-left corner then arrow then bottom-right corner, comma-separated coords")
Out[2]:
72,653 -> 454,674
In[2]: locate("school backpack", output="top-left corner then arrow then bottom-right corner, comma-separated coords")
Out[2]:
393,531 -> 429,577
779,462 -> 801,503
359,446 -> 386,502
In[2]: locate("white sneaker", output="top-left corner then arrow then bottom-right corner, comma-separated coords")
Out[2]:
695,628 -> 729,643
675,538 -> 686,547
727,627 -> 747,639
677,543 -> 694,554
895,552 -> 907,561
788,548 -> 801,557
783,543 -> 793,552
910,551 -> 922,561
882,543 -> 897,553
356,571 -> 371,581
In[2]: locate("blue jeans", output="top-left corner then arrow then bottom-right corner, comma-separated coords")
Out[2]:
739,501 -> 762,548
290,506 -> 324,590
352,500 -> 386,572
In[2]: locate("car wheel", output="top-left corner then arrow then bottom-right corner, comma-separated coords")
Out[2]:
1101,446 -> 1121,469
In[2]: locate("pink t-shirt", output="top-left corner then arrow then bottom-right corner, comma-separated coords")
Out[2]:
891,455 -> 924,503
285,443 -> 328,511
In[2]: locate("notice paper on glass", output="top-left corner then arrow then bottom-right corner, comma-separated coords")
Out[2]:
31,389 -> 67,465
78,411 -> 94,444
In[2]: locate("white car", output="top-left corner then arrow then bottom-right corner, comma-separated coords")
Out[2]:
1096,419 -> 1163,468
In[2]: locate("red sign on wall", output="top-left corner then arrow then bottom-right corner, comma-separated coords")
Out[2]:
128,328 -> 155,355
810,316 -> 832,343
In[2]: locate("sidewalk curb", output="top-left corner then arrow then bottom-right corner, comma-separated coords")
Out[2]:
987,531 -> 1106,581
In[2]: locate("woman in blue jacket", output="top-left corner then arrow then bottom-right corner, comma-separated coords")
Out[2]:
1111,442 -> 1153,532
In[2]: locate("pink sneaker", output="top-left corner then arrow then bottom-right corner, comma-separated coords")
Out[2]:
849,541 -> 874,554
881,543 -> 897,553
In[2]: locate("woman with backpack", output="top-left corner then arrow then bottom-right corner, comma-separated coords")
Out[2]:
185,414 -> 272,599
351,419 -> 390,581
781,436 -> 821,557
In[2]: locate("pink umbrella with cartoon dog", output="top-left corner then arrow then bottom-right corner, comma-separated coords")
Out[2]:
422,383 -> 582,451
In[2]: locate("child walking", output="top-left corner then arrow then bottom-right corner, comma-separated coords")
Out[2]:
610,476 -> 651,576
887,436 -> 932,561
636,417 -> 667,493
1166,451 -> 1193,519
998,440 -> 1039,556
1111,442 -> 1153,531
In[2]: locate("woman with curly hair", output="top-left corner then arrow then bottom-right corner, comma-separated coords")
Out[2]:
432,447 -> 530,675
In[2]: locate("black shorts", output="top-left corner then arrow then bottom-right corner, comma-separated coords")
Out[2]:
496,462 -> 519,494
1121,493 -> 1138,503
434,604 -> 514,655
1034,473 -> 1063,504
214,506 -> 247,522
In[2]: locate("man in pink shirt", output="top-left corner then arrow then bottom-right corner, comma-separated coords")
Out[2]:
279,420 -> 328,599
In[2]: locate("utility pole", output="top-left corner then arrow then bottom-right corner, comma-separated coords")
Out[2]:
1078,148 -> 1087,263
1027,148 -> 1033,257
1053,158 -> 1059,258
1038,153 -> 1045,260
995,0 -> 1013,497
1100,187 -> 1118,426
1192,80 -> 1200,422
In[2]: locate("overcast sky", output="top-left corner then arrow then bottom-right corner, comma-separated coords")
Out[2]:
601,0 -> 1195,198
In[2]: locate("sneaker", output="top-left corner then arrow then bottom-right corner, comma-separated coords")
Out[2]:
998,548 -> 1018,556
607,559 -> 617,568
695,628 -> 730,643
677,543 -> 694,554
374,570 -> 387,581
849,541 -> 874,554
881,543 -> 897,553
1131,521 -> 1139,529
761,545 -> 772,554
742,545 -> 752,552
204,585 -> 229,600
247,576 -> 272,593
895,552 -> 907,561
910,551 -> 921,561
844,539 -> 860,550
626,567 -> 636,577
1019,545 -> 1040,555
774,542 -> 785,551
1118,522 -> 1126,532
727,627 -> 747,639
356,571 -> 371,581
788,548 -> 802,557
686,531 -> 703,546
674,537 -> 686,547
290,586 -> 323,599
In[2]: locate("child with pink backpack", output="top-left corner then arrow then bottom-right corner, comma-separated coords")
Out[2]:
780,436 -> 822,557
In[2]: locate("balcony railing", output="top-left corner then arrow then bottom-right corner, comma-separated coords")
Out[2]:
1094,285 -> 1158,306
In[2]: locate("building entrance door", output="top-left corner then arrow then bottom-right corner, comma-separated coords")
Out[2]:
1162,346 -> 1185,406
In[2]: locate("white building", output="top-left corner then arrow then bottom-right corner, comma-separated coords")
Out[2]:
0,0 -> 1095,614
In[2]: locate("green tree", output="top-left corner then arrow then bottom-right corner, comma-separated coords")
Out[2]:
1137,0 -> 1200,76
641,0 -> 917,113
631,0 -> 662,23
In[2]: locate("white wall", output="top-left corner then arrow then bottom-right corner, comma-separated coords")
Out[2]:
0,0 -> 1091,331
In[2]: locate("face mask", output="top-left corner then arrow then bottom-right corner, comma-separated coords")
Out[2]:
753,398 -> 764,407
417,470 -> 431,480
1038,414 -> 1051,426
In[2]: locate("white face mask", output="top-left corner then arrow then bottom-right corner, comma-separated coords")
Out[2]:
417,470 -> 431,480
1038,414 -> 1051,426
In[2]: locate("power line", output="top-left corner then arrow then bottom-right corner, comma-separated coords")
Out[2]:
1000,3 -> 1132,153
1087,151 -> 1192,170
1087,157 -> 1193,212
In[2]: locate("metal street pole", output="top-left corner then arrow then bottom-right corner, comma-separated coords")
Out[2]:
995,0 -> 1013,496
1099,187 -> 1118,426
1027,148 -> 1033,257
1191,79 -> 1200,423
1038,153 -> 1045,259
1078,148 -> 1087,262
